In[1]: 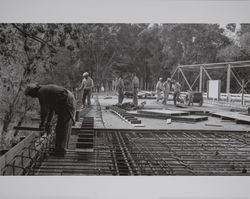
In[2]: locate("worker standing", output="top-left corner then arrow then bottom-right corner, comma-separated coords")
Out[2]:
156,77 -> 163,102
76,72 -> 94,108
132,72 -> 140,107
162,78 -> 171,105
25,84 -> 76,154
112,77 -> 118,95
117,74 -> 124,105
173,80 -> 181,105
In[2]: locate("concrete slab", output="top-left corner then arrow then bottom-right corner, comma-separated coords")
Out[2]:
212,112 -> 250,124
96,106 -> 250,131
171,115 -> 208,122
138,109 -> 189,116
78,94 -> 250,131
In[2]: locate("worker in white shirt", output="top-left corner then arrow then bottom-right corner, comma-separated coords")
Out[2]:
76,72 -> 94,107
156,77 -> 163,102
162,78 -> 171,105
132,73 -> 140,107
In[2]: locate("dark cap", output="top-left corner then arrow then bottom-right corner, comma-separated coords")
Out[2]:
25,83 -> 40,97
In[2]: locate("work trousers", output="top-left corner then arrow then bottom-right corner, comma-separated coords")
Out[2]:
82,89 -> 91,106
55,91 -> 76,152
55,113 -> 72,152
156,89 -> 162,102
118,89 -> 124,105
173,91 -> 181,105
162,90 -> 169,104
133,89 -> 138,106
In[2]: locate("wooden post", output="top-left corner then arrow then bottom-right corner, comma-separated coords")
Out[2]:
179,68 -> 193,91
199,65 -> 203,92
226,64 -> 231,102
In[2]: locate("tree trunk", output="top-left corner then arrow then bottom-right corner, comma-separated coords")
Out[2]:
14,110 -> 27,137
1,106 -> 14,149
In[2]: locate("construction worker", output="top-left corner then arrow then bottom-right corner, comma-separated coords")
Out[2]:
117,74 -> 124,105
156,77 -> 163,102
25,83 -> 76,154
173,80 -> 182,105
76,72 -> 94,107
162,78 -> 171,105
112,77 -> 118,95
132,72 -> 140,107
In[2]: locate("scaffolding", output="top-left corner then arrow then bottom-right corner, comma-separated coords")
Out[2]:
171,60 -> 250,102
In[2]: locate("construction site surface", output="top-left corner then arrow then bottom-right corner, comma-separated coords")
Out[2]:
1,94 -> 250,176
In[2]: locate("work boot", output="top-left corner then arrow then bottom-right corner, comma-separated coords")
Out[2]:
53,148 -> 67,156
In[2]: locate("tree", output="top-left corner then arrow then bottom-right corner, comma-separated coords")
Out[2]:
217,23 -> 250,93
0,24 -> 55,148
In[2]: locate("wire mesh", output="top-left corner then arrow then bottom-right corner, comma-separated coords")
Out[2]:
30,129 -> 250,176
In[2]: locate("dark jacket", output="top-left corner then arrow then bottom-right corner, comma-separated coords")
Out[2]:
37,84 -> 76,125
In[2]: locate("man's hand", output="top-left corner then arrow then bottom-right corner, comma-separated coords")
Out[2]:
45,122 -> 52,134
39,123 -> 45,131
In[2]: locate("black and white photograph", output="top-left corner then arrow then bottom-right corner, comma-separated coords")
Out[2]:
1,22 -> 250,176
1,0 -> 250,199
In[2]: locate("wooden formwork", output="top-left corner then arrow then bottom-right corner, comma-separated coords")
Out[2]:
0,132 -> 53,175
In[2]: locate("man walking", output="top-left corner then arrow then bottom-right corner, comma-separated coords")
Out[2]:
25,83 -> 76,154
173,80 -> 182,105
162,78 -> 171,105
132,72 -> 139,107
156,77 -> 163,102
117,74 -> 124,105
77,72 -> 94,107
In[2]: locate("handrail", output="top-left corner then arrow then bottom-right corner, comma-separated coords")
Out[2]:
178,60 -> 250,68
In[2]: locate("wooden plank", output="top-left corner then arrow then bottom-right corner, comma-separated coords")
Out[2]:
138,109 -> 189,117
172,115 -> 208,122
212,112 -> 250,124
0,133 -> 38,174
13,126 -> 44,131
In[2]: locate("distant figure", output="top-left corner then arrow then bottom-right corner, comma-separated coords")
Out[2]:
112,77 -> 118,94
96,83 -> 100,93
132,73 -> 140,107
173,80 -> 182,105
25,84 -> 76,154
100,83 -> 105,92
117,74 -> 125,105
156,77 -> 163,102
162,78 -> 171,105
76,72 -> 94,107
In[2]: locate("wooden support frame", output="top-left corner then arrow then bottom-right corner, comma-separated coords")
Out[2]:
191,73 -> 200,90
239,79 -> 250,93
231,69 -> 243,88
199,66 -> 203,92
226,64 -> 231,102
179,68 -> 193,91
202,66 -> 212,80
171,60 -> 250,98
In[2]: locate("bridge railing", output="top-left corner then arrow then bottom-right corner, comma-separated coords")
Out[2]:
202,93 -> 250,106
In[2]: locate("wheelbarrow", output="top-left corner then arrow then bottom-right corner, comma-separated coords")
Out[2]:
185,91 -> 203,106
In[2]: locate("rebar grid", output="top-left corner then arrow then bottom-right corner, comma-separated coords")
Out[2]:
31,130 -> 250,176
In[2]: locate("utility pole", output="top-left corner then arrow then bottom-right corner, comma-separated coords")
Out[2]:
226,64 -> 231,102
199,65 -> 203,92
